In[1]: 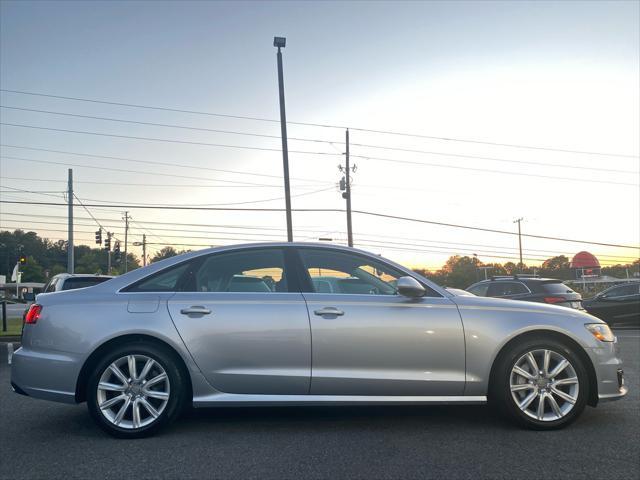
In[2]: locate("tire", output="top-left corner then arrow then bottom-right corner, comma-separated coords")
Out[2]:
490,336 -> 589,430
87,342 -> 188,438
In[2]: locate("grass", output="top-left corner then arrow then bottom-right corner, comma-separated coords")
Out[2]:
0,317 -> 22,336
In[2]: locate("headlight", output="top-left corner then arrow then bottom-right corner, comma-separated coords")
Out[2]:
585,323 -> 615,342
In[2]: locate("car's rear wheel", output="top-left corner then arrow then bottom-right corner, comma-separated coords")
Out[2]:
491,337 -> 589,430
87,342 -> 187,438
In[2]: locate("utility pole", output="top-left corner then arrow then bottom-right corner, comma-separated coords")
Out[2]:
106,232 -> 112,274
133,234 -> 147,267
274,36 -> 293,242
514,217 -> 524,270
345,129 -> 353,247
123,211 -> 130,272
67,169 -> 74,273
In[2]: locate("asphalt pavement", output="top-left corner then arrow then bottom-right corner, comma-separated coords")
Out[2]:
1,330 -> 638,480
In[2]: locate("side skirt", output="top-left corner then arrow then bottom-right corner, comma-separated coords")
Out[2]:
193,394 -> 487,408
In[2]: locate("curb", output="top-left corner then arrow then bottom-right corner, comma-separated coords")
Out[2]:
0,336 -> 21,343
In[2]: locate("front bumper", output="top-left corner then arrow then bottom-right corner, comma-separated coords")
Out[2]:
588,341 -> 628,403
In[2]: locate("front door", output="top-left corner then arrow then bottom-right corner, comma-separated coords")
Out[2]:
296,247 -> 466,396
166,247 -> 311,395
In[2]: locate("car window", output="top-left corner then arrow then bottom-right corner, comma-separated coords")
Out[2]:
61,277 -> 111,291
127,263 -> 191,292
45,278 -> 58,293
487,282 -> 529,297
467,283 -> 489,296
189,248 -> 287,293
299,248 -> 420,296
540,282 -> 575,294
605,284 -> 639,297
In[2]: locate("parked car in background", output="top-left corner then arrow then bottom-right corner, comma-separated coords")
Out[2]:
582,283 -> 640,328
466,275 -> 583,310
12,243 -> 625,438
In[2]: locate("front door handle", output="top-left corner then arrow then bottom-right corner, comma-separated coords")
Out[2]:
180,306 -> 212,316
314,307 -> 344,317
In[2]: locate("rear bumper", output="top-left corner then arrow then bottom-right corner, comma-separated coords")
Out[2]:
10,346 -> 80,404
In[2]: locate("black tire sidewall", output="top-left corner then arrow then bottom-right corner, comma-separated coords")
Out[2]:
87,342 -> 186,438
493,337 -> 589,430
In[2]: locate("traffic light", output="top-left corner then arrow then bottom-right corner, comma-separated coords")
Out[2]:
95,230 -> 102,244
19,255 -> 27,265
104,235 -> 111,251
113,241 -> 121,263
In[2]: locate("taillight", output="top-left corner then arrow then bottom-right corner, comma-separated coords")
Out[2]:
24,304 -> 42,324
544,296 -> 566,304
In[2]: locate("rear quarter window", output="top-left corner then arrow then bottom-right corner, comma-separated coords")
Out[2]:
540,282 -> 575,294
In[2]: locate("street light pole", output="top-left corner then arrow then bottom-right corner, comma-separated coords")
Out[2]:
274,36 -> 293,242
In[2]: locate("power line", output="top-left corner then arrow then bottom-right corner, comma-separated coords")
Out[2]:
0,144 -> 330,185
351,210 -> 640,250
348,128 -> 639,159
6,105 -> 629,175
0,105 -> 337,146
3,199 -> 638,250
5,213 -> 636,262
349,143 -> 637,174
67,186 -> 335,207
0,155 -> 300,187
0,176 -> 300,189
0,122 -> 340,156
349,153 -> 639,187
2,88 -> 636,158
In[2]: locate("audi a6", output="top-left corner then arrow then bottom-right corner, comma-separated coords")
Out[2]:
11,243 -> 627,437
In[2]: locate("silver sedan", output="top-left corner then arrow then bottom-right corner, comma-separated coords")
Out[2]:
11,243 -> 627,438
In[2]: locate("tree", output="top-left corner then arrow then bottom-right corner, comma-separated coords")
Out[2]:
21,256 -> 44,282
150,247 -> 180,263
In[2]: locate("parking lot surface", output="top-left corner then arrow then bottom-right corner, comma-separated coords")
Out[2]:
1,330 -> 638,480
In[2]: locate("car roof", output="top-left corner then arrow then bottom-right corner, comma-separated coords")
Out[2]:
475,277 -> 561,283
52,273 -> 115,280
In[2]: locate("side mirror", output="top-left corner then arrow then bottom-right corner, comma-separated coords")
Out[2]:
396,276 -> 426,298
23,292 -> 35,302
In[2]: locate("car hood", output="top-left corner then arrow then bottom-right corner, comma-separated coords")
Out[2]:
449,294 -> 603,323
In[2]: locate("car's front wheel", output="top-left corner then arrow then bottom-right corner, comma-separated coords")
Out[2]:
491,337 -> 589,430
87,342 -> 187,438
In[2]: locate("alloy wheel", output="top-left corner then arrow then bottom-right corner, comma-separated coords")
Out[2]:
96,354 -> 171,429
510,349 -> 579,421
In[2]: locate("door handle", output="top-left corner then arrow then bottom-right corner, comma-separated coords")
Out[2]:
314,307 -> 344,317
180,306 -> 212,316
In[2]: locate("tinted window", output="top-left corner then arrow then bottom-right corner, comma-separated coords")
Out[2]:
61,277 -> 111,291
467,283 -> 489,296
540,282 -> 575,294
128,263 -> 190,292
606,284 -> 640,297
190,248 -> 287,293
487,282 -> 529,297
298,248 -> 437,296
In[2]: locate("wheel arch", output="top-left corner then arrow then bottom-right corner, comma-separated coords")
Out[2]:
75,333 -> 193,404
487,329 -> 598,407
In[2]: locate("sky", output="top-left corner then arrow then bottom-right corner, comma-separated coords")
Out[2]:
1,0 -> 639,270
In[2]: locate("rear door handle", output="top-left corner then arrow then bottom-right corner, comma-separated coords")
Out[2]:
314,307 -> 344,317
180,306 -> 212,316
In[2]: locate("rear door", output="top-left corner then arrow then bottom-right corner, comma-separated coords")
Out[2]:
296,247 -> 465,396
164,247 -> 311,395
